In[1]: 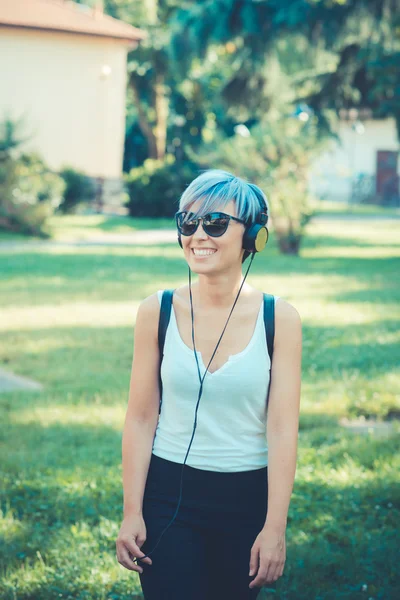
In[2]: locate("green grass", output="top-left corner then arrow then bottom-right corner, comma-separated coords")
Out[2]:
0,215 -> 399,599
0,214 -> 176,244
312,199 -> 400,218
47,214 -> 176,241
0,199 -> 397,245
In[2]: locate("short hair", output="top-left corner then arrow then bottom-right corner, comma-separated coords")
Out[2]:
178,169 -> 269,263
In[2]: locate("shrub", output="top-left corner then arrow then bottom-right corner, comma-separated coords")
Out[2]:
58,167 -> 97,214
0,116 -> 64,236
124,155 -> 200,217
0,152 -> 65,237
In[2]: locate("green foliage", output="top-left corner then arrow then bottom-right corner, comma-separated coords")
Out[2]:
78,1 -> 243,166
187,115 -> 325,254
0,118 -> 65,236
58,167 -> 97,214
170,0 -> 400,135
124,155 -> 200,217
0,115 -> 31,158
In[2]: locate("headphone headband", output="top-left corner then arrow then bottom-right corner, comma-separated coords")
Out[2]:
254,192 -> 269,224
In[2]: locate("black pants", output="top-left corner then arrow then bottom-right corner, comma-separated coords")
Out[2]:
138,453 -> 268,600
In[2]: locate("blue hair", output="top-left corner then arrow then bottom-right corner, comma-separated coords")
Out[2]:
178,169 -> 269,223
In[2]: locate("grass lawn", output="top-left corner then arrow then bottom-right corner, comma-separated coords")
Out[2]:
0,199 -> 398,245
0,214 -> 175,244
0,213 -> 399,599
311,199 -> 400,219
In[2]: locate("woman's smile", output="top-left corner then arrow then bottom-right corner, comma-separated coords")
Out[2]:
191,248 -> 218,258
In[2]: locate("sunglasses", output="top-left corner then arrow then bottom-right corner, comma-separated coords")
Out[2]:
175,211 -> 246,237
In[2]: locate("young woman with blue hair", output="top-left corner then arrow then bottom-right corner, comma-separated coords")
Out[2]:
116,169 -> 302,599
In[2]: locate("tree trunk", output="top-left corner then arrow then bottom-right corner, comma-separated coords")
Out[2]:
153,72 -> 169,160
129,72 -> 168,160
276,235 -> 301,255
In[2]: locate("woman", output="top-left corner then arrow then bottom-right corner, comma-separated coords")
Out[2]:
116,170 -> 302,599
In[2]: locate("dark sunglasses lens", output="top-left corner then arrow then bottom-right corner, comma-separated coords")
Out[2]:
178,214 -> 197,235
180,222 -> 197,235
204,217 -> 229,236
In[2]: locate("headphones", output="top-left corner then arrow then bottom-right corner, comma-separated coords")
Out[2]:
177,195 -> 269,254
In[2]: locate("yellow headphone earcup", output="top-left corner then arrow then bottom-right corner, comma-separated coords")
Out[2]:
255,226 -> 268,252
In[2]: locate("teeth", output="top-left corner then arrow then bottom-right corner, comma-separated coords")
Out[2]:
193,249 -> 217,256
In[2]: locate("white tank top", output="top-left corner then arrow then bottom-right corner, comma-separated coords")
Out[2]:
152,290 -> 280,472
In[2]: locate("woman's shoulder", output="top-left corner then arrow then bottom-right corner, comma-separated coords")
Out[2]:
136,291 -> 163,324
272,295 -> 302,346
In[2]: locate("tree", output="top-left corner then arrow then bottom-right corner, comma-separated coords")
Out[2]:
78,1 -> 245,164
186,114 -> 324,254
170,0 -> 400,135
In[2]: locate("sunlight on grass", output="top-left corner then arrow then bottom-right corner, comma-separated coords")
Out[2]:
47,214 -> 175,241
313,198 -> 400,217
48,214 -> 111,229
306,219 -> 400,245
0,514 -> 142,597
10,403 -> 126,428
3,283 -> 395,330
0,244 -> 181,258
0,301 -> 141,330
303,246 -> 400,258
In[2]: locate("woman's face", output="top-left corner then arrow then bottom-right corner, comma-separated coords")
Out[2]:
179,199 -> 245,274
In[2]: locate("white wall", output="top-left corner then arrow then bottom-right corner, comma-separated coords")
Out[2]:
309,118 -> 400,202
0,26 -> 130,178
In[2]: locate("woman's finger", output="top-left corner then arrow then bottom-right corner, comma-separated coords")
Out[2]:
117,548 -> 144,573
126,540 -> 153,565
249,565 -> 268,589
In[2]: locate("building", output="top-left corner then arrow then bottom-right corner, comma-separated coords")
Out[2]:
0,0 -> 146,206
309,112 -> 400,205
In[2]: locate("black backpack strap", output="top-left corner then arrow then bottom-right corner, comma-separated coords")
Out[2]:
158,289 -> 174,357
157,289 -> 174,414
263,293 -> 275,404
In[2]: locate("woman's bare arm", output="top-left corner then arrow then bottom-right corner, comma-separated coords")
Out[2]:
248,299 -> 301,587
122,293 -> 161,517
263,298 -> 302,532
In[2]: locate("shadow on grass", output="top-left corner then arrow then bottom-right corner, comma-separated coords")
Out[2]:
301,320 -> 399,375
0,415 -> 398,599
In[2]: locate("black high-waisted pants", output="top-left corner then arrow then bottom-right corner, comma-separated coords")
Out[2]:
138,453 -> 268,600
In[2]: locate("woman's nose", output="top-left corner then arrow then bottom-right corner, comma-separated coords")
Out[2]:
193,221 -> 208,239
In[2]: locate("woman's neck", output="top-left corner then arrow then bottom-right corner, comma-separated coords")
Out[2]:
191,270 -> 251,310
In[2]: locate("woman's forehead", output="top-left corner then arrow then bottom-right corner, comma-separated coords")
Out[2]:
188,198 -> 237,216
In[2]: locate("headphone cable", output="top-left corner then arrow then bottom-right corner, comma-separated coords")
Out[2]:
135,251 -> 256,563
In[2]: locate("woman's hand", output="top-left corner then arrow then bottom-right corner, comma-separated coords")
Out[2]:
116,513 -> 153,573
248,524 -> 286,589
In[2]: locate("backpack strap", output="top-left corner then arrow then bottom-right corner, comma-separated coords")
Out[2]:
263,293 -> 276,405
157,289 -> 175,414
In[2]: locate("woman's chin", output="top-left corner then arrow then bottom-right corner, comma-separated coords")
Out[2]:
189,262 -> 214,274
188,256 -> 220,273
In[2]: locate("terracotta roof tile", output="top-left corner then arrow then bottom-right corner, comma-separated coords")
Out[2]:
0,0 -> 146,43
